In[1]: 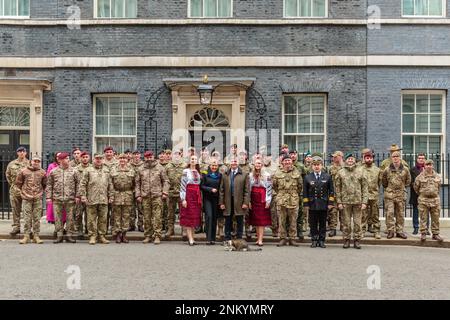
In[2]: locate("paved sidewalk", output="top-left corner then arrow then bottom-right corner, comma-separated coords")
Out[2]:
1,217 -> 449,248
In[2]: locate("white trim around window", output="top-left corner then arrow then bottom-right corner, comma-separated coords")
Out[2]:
283,0 -> 328,18
188,0 -> 233,18
93,93 -> 138,154
401,0 -> 446,18
0,0 -> 30,18
282,93 -> 327,154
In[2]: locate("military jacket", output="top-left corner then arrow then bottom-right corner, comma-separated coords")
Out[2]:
272,167 -> 303,208
360,164 -> 381,201
165,161 -> 185,197
335,165 -> 368,205
16,166 -> 47,200
382,164 -> 411,201
46,166 -> 80,202
413,170 -> 441,207
6,159 -> 29,196
303,172 -> 334,211
111,165 -> 136,205
79,165 -> 114,205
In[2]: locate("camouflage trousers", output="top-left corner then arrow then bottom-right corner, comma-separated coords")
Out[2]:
362,199 -> 381,233
142,197 -> 163,239
9,192 -> 22,231
167,196 -> 180,234
342,204 -> 362,240
327,203 -> 343,231
418,203 -> 440,235
53,200 -> 76,237
22,198 -> 42,235
278,206 -> 298,239
384,199 -> 405,233
87,204 -> 108,238
130,199 -> 144,228
296,201 -> 307,232
162,197 -> 169,231
113,205 -> 132,234
75,202 -> 87,235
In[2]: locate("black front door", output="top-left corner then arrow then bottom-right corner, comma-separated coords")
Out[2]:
0,130 -> 30,157
188,130 -> 230,157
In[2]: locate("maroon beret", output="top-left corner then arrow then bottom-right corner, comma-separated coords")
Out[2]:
80,151 -> 89,157
57,152 -> 70,160
103,146 -> 113,152
144,151 -> 154,158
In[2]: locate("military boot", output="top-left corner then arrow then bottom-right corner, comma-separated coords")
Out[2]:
115,232 -> 122,244
53,235 -> 64,244
328,229 -> 336,237
89,236 -> 96,245
277,238 -> 288,247
142,237 -> 151,244
353,240 -> 361,249
98,236 -> 110,244
297,230 -> 304,240
166,226 -> 174,237
343,239 -> 350,249
121,232 -> 129,243
65,235 -> 76,243
154,237 -> 161,245
19,235 -> 30,244
374,232 -> 381,239
288,239 -> 300,247
32,235 -> 43,244
10,228 -> 20,237
420,233 -> 427,242
432,234 -> 444,242
138,226 -> 144,232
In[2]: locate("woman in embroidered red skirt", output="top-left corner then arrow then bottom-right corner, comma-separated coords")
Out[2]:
180,155 -> 202,246
248,159 -> 272,246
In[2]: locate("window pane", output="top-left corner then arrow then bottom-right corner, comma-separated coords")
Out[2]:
218,0 -> 231,17
311,96 -> 324,114
97,0 -> 110,17
284,136 -> 296,151
402,94 -> 415,113
298,115 -> 310,133
122,137 -> 135,152
402,135 -> 414,154
96,137 -> 109,153
415,136 -> 428,154
96,97 -> 108,115
311,115 -> 324,133
111,0 -> 124,17
285,0 -> 298,17
107,138 -> 124,153
109,97 -> 122,116
109,116 -> 122,135
429,94 -> 442,113
4,0 -> 17,16
18,0 -> 29,16
190,0 -> 202,17
312,0 -> 326,17
299,0 -> 311,17
19,133 -> 29,145
125,0 -> 137,18
415,0 -> 428,15
204,0 -> 217,17
429,136 -> 441,154
0,133 -> 9,145
428,0 -> 442,15
96,116 -> 108,135
416,114 -> 428,132
284,115 -> 297,133
298,136 -> 310,153
123,117 -> 136,135
402,114 -> 414,133
298,96 -> 310,114
310,135 -> 324,153
284,96 -> 297,114
416,94 -> 428,113
403,0 -> 414,15
429,114 -> 441,133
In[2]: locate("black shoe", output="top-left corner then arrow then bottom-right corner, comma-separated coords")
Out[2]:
343,239 -> 350,249
310,240 -> 316,248
128,225 -> 136,232
353,240 -> 361,249
412,228 -> 419,235
138,226 -> 144,232
318,241 -> 326,248
53,236 -> 63,244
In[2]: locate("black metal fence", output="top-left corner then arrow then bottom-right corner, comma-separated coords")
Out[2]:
1,151 -> 449,219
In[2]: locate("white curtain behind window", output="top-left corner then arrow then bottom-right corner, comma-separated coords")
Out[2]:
97,0 -> 110,18
217,0 -> 231,17
18,0 -> 29,16
285,0 -> 297,17
299,0 -> 311,17
125,0 -> 137,18
204,0 -> 217,17
4,0 -> 17,16
414,0 -> 428,15
428,0 -> 442,15
190,0 -> 202,17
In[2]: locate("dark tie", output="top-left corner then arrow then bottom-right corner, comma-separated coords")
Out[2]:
231,170 -> 236,194
316,173 -> 320,181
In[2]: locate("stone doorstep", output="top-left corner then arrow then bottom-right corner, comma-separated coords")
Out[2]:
2,233 -> 449,249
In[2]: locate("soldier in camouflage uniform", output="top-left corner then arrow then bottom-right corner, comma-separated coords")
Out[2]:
103,146 -> 118,235
290,150 -> 308,239
380,144 -> 410,170
46,152 -> 80,243
74,151 -> 91,238
135,151 -> 170,245
69,147 -> 81,168
272,154 -> 303,247
199,147 -> 210,172
335,153 -> 368,249
111,153 -> 136,243
413,159 -> 443,242
79,153 -> 114,245
360,150 -> 382,239
327,151 -> 343,237
6,146 -> 29,236
158,150 -> 170,234
165,150 -> 184,238
382,151 -> 411,239
16,156 -> 47,244
129,150 -> 144,232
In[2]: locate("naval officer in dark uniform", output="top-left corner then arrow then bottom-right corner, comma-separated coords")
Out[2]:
303,155 -> 335,248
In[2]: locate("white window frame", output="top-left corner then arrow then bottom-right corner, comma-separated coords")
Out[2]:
188,0 -> 233,18
401,0 -> 446,18
281,93 -> 327,154
283,0 -> 329,18
401,90 -> 446,158
0,0 -> 30,19
93,0 -> 138,19
93,93 -> 138,154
